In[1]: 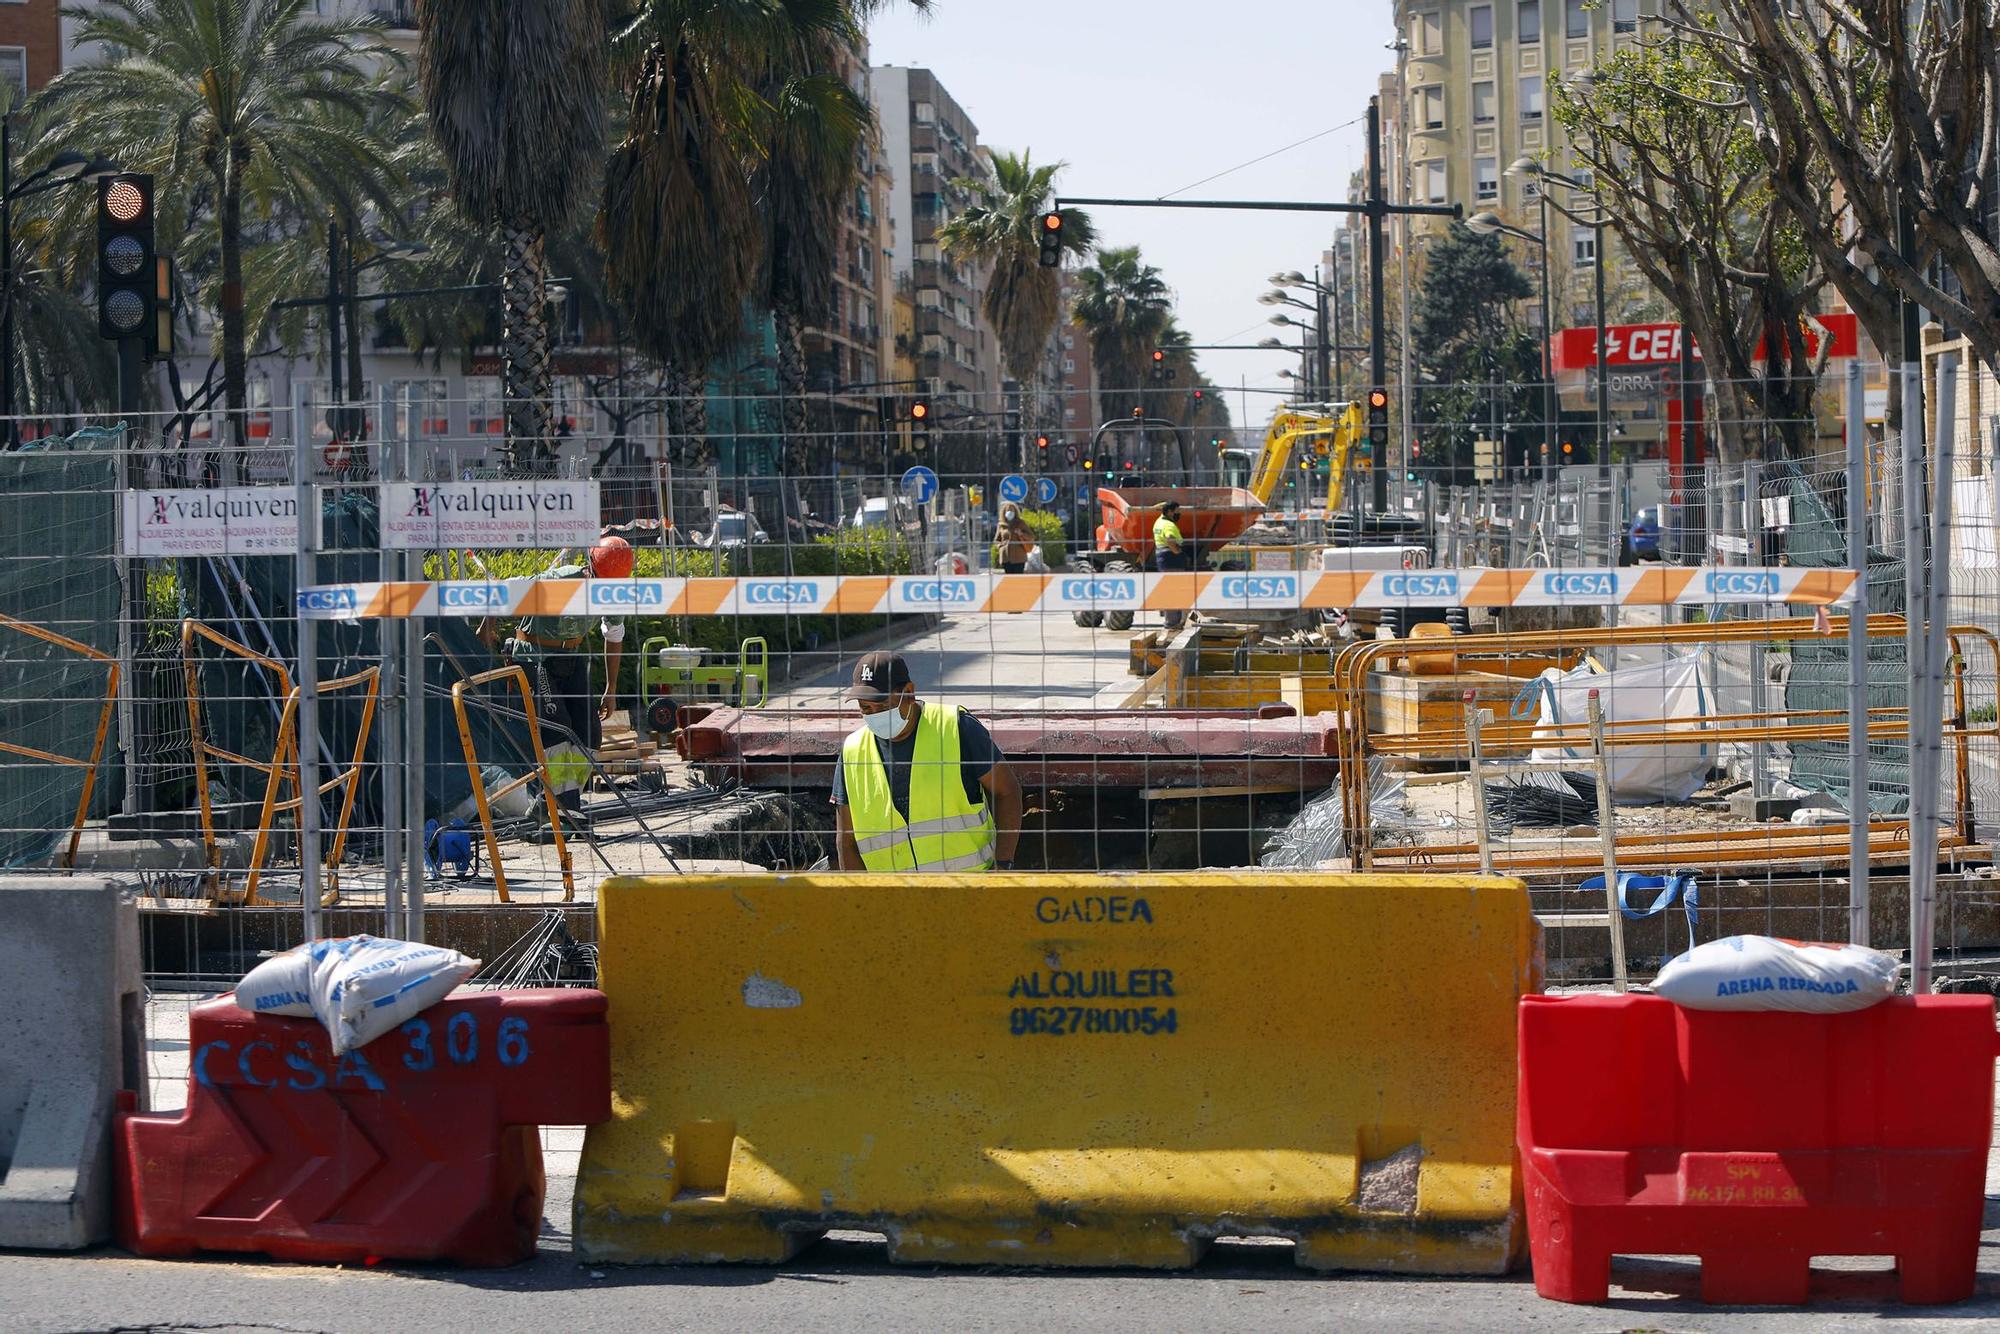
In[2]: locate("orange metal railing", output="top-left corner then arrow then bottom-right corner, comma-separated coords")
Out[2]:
449,664 -> 574,903
0,612 -> 118,868
1324,614 -> 2000,875
181,620 -> 380,905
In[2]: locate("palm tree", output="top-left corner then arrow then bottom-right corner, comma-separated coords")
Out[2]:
417,0 -> 606,473
1071,244 -> 1173,423
36,0 -> 400,452
936,150 -> 1095,381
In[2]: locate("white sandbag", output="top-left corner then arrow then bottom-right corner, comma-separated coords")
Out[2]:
1653,934 -> 1900,1013
233,936 -> 481,1055
234,949 -> 315,1017
1024,545 -> 1050,574
1530,650 -> 1711,804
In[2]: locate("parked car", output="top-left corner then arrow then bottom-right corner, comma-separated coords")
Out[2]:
851,497 -> 900,529
1627,506 -> 1662,561
698,509 -> 767,549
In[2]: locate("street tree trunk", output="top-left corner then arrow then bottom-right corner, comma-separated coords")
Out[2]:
218,157 -> 248,480
773,305 -> 811,475
500,218 -> 553,474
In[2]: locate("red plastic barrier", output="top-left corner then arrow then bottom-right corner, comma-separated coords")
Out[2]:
1517,993 -> 1998,1305
118,988 -> 609,1267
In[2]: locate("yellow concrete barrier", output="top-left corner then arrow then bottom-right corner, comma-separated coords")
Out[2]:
575,872 -> 1537,1272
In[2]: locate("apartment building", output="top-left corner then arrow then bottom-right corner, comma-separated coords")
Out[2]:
870,65 -> 1002,407
0,0 -> 64,95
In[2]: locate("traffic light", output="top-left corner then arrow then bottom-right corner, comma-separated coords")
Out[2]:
1131,405 -> 1144,419
97,174 -> 156,347
1560,440 -> 1574,458
908,398 -> 930,424
1406,439 -> 1420,484
1081,456 -> 1094,472
1035,433 -> 1050,463
1191,388 -> 1204,403
1151,349 -> 1167,383
153,255 -> 175,360
1038,211 -> 1063,268
1366,386 -> 1390,450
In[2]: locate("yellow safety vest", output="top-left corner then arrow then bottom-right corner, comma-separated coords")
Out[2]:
841,702 -> 995,873
1153,516 -> 1183,550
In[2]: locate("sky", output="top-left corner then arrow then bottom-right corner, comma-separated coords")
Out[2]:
866,1 -> 1401,429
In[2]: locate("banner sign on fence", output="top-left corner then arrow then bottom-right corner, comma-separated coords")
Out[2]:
296,567 -> 1861,619
380,479 -> 600,550
122,487 -> 300,556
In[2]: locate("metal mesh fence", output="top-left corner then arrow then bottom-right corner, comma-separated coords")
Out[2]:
0,366 -> 1992,993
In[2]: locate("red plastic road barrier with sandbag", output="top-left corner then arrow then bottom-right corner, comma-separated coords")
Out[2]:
1517,992 -> 1999,1305
117,988 -> 609,1266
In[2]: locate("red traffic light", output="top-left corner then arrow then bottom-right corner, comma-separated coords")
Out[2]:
1041,211 -> 1063,233
1367,388 -> 1389,412
1035,434 -> 1050,449
1122,460 -> 1135,470
1561,441 -> 1574,455
909,400 -> 930,422
1192,388 -> 1204,401
1151,349 -> 1165,363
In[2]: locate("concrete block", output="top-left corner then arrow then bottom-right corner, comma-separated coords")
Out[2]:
0,877 -> 145,1248
1726,794 -> 1802,822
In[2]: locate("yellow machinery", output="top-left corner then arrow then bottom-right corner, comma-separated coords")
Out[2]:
1222,402 -> 1365,512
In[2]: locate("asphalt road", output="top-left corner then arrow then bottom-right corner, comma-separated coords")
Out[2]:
5,1184 -> 1998,1334
775,609 -> 1144,712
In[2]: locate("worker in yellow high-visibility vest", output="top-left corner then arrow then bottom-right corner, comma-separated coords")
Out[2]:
832,652 -> 1022,872
1153,500 -> 1187,632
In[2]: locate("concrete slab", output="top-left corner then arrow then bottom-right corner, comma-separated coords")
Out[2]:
0,878 -> 144,1249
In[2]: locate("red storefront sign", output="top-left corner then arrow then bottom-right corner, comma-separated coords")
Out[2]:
1549,312 -> 1860,371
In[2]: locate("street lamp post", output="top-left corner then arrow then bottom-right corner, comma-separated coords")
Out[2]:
1466,207 -> 1556,479
0,130 -> 119,445
1509,155 -> 1610,480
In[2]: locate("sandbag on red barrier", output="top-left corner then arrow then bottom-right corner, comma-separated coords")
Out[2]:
1517,992 -> 1998,1306
118,987 -> 609,1267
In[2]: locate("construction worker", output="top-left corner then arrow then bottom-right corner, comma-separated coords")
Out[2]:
832,651 -> 1022,872
1153,500 -> 1187,632
477,536 -> 635,823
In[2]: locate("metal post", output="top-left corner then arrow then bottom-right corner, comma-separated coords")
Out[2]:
1899,354 -> 1927,990
1536,188 -> 1556,479
295,406 -> 323,939
1593,218 -> 1609,480
378,386 -> 404,939
1366,96 -> 1389,512
1844,361 -> 1871,945
1910,352 -> 1956,994
1313,265 -> 1331,401
1588,689 -> 1628,993
1,113 -> 14,446
402,406 -> 426,943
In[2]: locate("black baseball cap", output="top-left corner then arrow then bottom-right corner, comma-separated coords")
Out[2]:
846,651 -> 914,701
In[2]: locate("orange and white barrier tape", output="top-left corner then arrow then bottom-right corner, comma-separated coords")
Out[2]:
297,567 -> 1859,619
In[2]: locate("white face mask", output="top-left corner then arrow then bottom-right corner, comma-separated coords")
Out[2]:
863,699 -> 908,740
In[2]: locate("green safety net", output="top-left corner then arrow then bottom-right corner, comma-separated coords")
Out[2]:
0,428 -> 124,866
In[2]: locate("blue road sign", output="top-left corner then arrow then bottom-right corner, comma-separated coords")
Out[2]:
1035,476 -> 1059,506
1077,484 -> 1094,509
998,473 -> 1029,504
900,465 -> 939,505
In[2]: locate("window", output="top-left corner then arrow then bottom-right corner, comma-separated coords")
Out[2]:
1475,156 -> 1499,201
917,287 -> 942,310
914,241 -> 938,263
1518,0 -> 1541,43
913,100 -> 935,124
1415,85 -> 1444,130
1470,4 -> 1493,48
0,48 -> 23,99
1062,357 -> 1076,373
1613,0 -> 1638,32
1410,9 -> 1441,56
1063,405 -> 1078,421
466,376 -> 503,436
1566,0 -> 1588,38
555,378 -> 598,437
389,378 -> 450,437
1520,74 -> 1544,120
911,150 -> 938,176
1423,161 -> 1447,203
1573,225 -> 1597,266
1472,81 -> 1496,124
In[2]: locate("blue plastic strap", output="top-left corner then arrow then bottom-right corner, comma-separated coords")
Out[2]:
1578,871 -> 1699,951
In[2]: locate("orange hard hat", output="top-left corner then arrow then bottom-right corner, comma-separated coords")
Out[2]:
590,535 -> 634,579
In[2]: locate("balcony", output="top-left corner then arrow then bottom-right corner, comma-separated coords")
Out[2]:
371,3 -> 416,28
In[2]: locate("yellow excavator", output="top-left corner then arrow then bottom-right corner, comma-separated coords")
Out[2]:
1220,402 -> 1366,512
